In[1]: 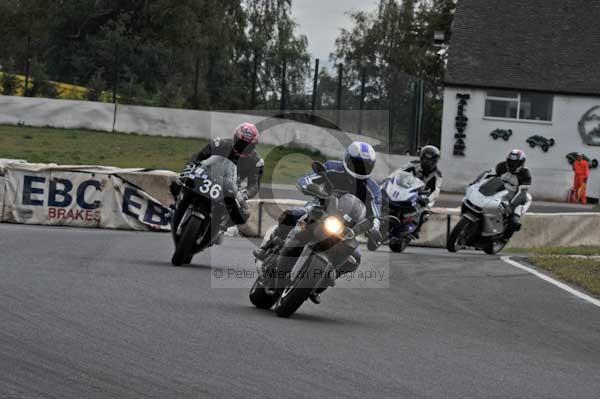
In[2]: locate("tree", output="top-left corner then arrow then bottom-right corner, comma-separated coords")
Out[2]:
0,0 -> 310,111
331,0 -> 456,150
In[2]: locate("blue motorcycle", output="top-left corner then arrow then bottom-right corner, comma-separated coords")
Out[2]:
368,171 -> 427,252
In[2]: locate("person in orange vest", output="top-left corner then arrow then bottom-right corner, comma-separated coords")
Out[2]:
573,153 -> 590,204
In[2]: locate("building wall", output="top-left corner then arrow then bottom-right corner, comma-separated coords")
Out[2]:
440,86 -> 600,201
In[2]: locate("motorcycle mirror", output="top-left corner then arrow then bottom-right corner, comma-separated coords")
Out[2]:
311,161 -> 327,176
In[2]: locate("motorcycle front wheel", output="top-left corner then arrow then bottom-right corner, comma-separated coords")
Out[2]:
447,217 -> 475,253
171,215 -> 204,266
367,236 -> 380,251
389,238 -> 410,253
273,259 -> 321,318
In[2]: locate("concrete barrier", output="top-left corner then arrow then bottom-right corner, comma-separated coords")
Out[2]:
238,199 -> 600,249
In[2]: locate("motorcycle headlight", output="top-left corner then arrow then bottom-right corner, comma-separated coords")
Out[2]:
323,216 -> 344,236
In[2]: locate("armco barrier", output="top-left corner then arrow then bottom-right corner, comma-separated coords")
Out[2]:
238,199 -> 600,249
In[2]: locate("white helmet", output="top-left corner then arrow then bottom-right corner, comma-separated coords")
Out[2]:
343,142 -> 376,180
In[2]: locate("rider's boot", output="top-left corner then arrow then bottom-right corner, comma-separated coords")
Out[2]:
253,244 -> 271,261
214,230 -> 225,245
507,214 -> 522,236
309,292 -> 322,304
253,222 -> 294,260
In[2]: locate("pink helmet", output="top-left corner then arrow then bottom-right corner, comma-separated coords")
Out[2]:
233,123 -> 260,157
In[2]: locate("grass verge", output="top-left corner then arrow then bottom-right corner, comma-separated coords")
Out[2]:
509,246 -> 600,256
528,255 -> 600,298
0,124 -> 325,184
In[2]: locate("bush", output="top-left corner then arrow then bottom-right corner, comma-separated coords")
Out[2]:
86,70 -> 106,101
1,73 -> 20,95
27,63 -> 59,98
30,78 -> 59,98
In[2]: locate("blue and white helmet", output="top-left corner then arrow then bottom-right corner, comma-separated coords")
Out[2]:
343,141 -> 376,180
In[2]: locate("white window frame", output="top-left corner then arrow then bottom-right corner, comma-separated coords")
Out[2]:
484,91 -> 553,124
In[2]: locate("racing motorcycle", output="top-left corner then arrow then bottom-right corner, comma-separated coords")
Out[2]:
249,162 -> 375,318
446,171 -> 513,255
170,155 -> 246,266
369,171 -> 427,253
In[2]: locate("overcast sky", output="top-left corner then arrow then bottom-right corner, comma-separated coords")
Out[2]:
291,0 -> 379,67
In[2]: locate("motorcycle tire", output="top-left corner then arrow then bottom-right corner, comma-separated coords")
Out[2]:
447,217 -> 474,253
367,237 -> 380,251
389,239 -> 409,253
482,239 -> 507,255
171,216 -> 204,266
273,260 -> 320,318
249,278 -> 277,309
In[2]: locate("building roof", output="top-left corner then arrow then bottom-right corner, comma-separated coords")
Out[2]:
445,0 -> 600,96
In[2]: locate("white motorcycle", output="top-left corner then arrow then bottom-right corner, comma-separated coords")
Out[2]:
447,171 -> 513,255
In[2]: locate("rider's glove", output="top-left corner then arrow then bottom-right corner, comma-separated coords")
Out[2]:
501,201 -> 513,214
371,217 -> 381,232
417,195 -> 429,207
179,163 -> 196,179
306,183 -> 328,199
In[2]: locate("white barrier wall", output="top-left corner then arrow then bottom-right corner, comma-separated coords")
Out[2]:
0,96 -> 116,132
239,199 -> 600,249
0,96 -> 417,181
440,87 -> 600,201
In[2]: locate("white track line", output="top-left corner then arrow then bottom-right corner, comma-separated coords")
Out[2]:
501,256 -> 600,309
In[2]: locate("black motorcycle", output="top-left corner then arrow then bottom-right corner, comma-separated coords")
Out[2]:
249,162 -> 375,318
170,155 -> 246,266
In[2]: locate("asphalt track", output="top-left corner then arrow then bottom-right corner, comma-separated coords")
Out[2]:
1,223 -> 599,399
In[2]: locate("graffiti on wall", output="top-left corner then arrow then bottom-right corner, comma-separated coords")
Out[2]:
526,135 -> 555,152
453,93 -> 470,156
578,106 -> 600,146
490,129 -> 512,141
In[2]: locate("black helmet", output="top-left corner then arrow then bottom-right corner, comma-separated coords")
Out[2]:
420,145 -> 440,174
506,149 -> 526,173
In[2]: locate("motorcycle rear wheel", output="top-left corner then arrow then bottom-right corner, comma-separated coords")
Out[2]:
389,239 -> 409,253
249,278 -> 277,309
447,217 -> 474,253
171,216 -> 204,266
482,239 -> 507,255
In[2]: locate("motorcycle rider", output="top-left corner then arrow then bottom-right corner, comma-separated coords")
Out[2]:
170,122 -> 264,242
386,145 -> 442,236
494,149 -> 532,234
254,141 -> 382,304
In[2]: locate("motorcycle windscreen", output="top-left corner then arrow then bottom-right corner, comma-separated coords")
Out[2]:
192,155 -> 239,201
478,177 -> 505,196
385,172 -> 424,202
